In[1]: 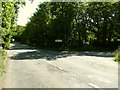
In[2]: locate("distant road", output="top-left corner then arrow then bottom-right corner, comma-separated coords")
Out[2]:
3,42 -> 118,88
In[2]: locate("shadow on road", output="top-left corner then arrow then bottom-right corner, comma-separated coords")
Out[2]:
10,42 -> 114,61
10,42 -> 33,50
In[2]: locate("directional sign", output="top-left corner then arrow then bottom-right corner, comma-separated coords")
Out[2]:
55,39 -> 62,42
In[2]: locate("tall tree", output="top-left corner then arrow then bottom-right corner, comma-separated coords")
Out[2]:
19,2 -> 120,49
2,2 -> 25,49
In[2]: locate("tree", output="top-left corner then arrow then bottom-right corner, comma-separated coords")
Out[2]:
1,2 -> 25,49
19,2 -> 120,50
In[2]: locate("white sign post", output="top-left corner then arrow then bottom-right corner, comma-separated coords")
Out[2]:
55,39 -> 62,42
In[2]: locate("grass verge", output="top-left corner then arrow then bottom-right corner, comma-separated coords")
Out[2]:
0,49 -> 7,77
0,48 -> 7,89
114,48 -> 120,62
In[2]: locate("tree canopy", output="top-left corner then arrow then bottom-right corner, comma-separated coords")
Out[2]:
1,1 -> 25,49
13,2 -> 120,50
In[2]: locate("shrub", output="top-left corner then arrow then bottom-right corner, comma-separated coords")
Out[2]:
0,49 -> 7,76
114,47 -> 120,62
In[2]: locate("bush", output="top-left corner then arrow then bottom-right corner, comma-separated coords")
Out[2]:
0,49 -> 7,76
114,47 -> 120,62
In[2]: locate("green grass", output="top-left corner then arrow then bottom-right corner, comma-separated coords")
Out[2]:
0,48 -> 7,77
114,48 -> 120,62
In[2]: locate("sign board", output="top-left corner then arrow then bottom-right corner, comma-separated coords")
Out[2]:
55,39 -> 62,42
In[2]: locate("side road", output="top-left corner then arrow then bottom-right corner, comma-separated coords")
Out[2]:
3,42 -> 118,88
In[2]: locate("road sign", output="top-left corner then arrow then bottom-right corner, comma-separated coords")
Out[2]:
55,39 -> 62,42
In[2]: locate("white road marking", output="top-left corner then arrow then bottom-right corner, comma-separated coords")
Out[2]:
89,83 -> 100,88
43,60 -> 67,72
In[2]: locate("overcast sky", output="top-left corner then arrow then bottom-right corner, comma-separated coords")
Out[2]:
17,0 -> 115,26
17,0 -> 45,26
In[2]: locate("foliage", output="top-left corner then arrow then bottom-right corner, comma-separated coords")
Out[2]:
0,39 -> 7,76
13,25 -> 25,41
1,2 -> 25,49
0,49 -> 7,77
17,2 -> 120,50
114,48 -> 120,61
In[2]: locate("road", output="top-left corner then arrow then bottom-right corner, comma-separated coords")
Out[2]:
3,42 -> 118,88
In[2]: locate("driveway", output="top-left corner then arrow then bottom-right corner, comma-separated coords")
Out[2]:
3,42 -> 118,88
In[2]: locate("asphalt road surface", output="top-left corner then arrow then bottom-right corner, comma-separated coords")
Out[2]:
3,42 -> 118,88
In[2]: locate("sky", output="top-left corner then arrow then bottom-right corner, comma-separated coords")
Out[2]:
17,0 -> 116,26
16,0 -> 88,26
17,0 -> 45,26
17,0 -> 76,26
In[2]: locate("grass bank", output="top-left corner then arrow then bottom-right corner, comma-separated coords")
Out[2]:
114,48 -> 120,62
0,48 -> 7,89
0,49 -> 7,76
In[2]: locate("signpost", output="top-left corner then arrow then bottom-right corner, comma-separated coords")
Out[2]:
55,39 -> 62,42
55,39 -> 62,48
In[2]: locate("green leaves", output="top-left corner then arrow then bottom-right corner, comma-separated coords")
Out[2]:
19,2 -> 120,49
1,2 -> 24,49
114,48 -> 120,61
